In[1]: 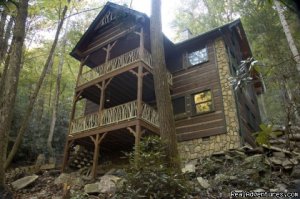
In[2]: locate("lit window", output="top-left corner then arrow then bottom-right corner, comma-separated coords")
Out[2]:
193,90 -> 213,114
188,48 -> 208,66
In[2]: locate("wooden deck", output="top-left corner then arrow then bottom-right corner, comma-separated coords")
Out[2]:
77,47 -> 172,88
69,100 -> 159,135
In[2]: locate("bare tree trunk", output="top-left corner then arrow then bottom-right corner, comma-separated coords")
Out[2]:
274,0 -> 300,73
0,15 -> 14,64
0,0 -> 29,190
4,0 -> 71,170
47,22 -> 69,157
150,0 -> 180,170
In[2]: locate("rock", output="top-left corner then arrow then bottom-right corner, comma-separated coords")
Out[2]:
35,154 -> 46,165
12,175 -> 39,190
253,188 -> 265,192
196,177 -> 210,189
182,162 -> 196,173
54,173 -> 84,188
268,157 -> 283,165
97,175 -> 121,194
84,183 -> 100,194
275,183 -> 287,192
244,154 -> 264,164
214,174 -> 229,183
40,164 -> 55,170
291,165 -> 300,178
273,152 -> 285,158
282,159 -> 294,169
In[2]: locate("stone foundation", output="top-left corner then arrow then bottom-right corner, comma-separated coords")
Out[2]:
178,38 -> 241,162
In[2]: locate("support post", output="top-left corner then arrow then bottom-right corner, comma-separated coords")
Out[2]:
135,123 -> 141,167
137,66 -> 143,118
135,28 -> 144,58
90,133 -> 107,179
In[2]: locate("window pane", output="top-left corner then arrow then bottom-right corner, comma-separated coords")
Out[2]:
194,90 -> 212,103
195,101 -> 212,113
172,97 -> 185,115
188,48 -> 208,66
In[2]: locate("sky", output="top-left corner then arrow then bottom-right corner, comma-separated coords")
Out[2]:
130,0 -> 181,40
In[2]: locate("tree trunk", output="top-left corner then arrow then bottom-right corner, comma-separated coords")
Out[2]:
150,0 -> 180,170
274,0 -> 300,73
0,15 -> 14,64
0,0 -> 29,190
47,20 -> 69,157
4,0 -> 71,170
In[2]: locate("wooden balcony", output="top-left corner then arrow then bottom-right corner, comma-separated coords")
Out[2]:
69,100 -> 159,135
77,47 -> 173,87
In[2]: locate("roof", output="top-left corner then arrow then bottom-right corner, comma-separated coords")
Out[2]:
70,2 -> 148,59
70,2 -> 249,61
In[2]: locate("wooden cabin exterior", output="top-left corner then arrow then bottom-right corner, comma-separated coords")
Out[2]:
62,2 -> 264,176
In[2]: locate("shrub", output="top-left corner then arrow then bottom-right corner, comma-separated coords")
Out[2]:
114,136 -> 191,199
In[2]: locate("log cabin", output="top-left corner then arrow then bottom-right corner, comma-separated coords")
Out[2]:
62,2 -> 264,177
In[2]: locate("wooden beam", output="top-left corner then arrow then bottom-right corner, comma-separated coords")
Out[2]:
127,126 -> 136,137
137,66 -> 143,118
90,132 -> 107,179
134,123 -> 141,167
82,25 -> 137,56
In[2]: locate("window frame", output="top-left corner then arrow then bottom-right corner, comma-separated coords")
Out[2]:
185,46 -> 209,67
191,89 -> 215,116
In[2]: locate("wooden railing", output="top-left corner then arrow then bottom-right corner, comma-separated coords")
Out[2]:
70,112 -> 100,134
78,48 -> 140,86
77,47 -> 173,86
69,101 -> 159,134
142,103 -> 159,127
101,101 -> 137,125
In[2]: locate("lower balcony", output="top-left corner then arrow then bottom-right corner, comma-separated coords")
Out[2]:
69,100 -> 159,135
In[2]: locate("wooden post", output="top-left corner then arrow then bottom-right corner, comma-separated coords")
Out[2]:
137,66 -> 143,118
135,28 -> 144,58
76,57 -> 89,86
96,78 -> 112,125
90,133 -> 107,179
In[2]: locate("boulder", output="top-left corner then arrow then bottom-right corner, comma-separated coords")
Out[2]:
12,175 -> 39,190
98,175 -> 121,194
84,183 -> 100,194
54,173 -> 84,188
196,177 -> 210,189
291,165 -> 300,178
182,162 -> 196,173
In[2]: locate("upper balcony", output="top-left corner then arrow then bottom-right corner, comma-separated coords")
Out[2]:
77,47 -> 173,89
69,100 -> 159,136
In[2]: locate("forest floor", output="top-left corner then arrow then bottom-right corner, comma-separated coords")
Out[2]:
4,133 -> 300,199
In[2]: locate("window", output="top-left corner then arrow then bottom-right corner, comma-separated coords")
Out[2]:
187,47 -> 208,66
192,90 -> 213,114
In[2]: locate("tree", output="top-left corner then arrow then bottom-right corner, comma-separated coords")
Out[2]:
150,0 -> 180,170
274,0 -> 300,73
4,0 -> 71,169
47,19 -> 69,157
0,0 -> 29,190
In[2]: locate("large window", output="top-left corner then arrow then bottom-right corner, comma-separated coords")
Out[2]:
192,90 -> 213,114
188,47 -> 208,66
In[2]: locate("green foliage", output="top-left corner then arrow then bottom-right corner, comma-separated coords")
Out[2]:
114,136 -> 191,199
254,124 -> 282,146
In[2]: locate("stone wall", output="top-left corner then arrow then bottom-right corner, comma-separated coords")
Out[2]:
178,38 -> 241,162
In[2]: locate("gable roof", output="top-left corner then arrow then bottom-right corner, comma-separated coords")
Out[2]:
70,1 -> 148,60
70,2 -> 250,61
